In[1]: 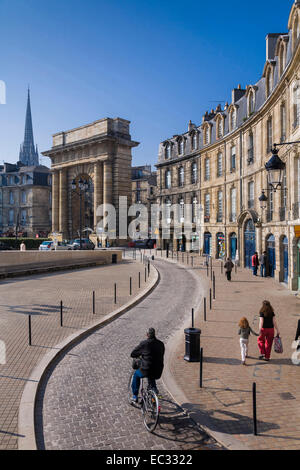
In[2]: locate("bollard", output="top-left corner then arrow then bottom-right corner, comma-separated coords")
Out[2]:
60,301 -> 63,327
200,348 -> 203,388
206,261 -> 209,277
192,308 -> 194,328
213,272 -> 216,300
28,315 -> 32,346
148,261 -> 150,277
221,262 -> 223,274
92,291 -> 95,314
130,277 -> 132,296
204,297 -> 207,322
211,262 -> 213,281
235,263 -> 237,274
192,256 -> 194,268
253,382 -> 257,436
145,267 -> 147,282
114,283 -> 117,304
210,288 -> 212,310
139,272 -> 141,289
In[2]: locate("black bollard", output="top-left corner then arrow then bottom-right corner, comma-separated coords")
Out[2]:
213,272 -> 216,300
139,272 -> 141,289
253,382 -> 257,436
221,262 -> 223,274
130,277 -> 132,296
204,297 -> 207,322
60,301 -> 63,327
210,288 -> 212,310
145,267 -> 147,282
92,291 -> 95,314
192,256 -> 194,268
28,315 -> 32,346
192,308 -> 194,328
200,348 -> 203,388
235,263 -> 237,274
148,261 -> 150,277
114,283 -> 117,304
206,261 -> 209,277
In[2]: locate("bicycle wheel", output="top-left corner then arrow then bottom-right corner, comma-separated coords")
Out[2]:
142,389 -> 159,432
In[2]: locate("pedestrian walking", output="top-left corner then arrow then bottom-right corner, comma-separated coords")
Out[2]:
259,251 -> 267,277
224,257 -> 234,281
238,317 -> 259,365
257,300 -> 280,361
20,241 -> 26,251
252,252 -> 259,276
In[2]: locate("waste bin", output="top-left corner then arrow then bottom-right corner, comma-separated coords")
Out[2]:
151,255 -> 154,261
184,328 -> 201,362
112,254 -> 117,264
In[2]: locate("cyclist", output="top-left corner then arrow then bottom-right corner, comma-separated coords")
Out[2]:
130,327 -> 165,403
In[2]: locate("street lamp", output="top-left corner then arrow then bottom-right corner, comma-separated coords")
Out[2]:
258,140 -> 300,210
71,178 -> 89,249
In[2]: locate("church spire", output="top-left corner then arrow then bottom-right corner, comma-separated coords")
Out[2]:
19,88 -> 39,166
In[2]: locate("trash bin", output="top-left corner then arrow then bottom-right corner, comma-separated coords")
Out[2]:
112,254 -> 117,264
151,255 -> 154,261
184,328 -> 201,362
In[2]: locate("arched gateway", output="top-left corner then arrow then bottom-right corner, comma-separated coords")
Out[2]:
42,118 -> 139,244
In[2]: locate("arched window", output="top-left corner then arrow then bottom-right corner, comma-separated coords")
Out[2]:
266,68 -> 273,98
191,162 -> 197,184
165,169 -> 171,189
279,44 -> 286,77
293,14 -> 300,50
248,132 -> 254,164
178,139 -> 184,155
230,108 -> 237,131
178,166 -> 184,187
165,143 -> 171,159
192,133 -> 198,150
248,91 -> 255,115
204,125 -> 210,145
217,118 -> 223,138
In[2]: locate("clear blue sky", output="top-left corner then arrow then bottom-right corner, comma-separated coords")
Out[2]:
0,0 -> 294,168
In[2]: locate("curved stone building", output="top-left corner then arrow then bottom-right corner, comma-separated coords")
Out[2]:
156,1 -> 300,291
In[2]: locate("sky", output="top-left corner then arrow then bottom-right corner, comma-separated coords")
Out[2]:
0,0 -> 295,169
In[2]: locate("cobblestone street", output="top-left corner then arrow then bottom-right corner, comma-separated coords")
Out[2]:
35,260 -> 221,450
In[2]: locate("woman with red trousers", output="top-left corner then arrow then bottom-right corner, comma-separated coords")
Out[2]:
257,300 -> 280,361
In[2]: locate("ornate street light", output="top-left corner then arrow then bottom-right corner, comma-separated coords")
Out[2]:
259,190 -> 268,211
71,178 -> 89,249
265,146 -> 286,191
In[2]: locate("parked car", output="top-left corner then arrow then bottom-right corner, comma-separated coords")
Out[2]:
39,241 -> 69,251
67,238 -> 95,250
0,241 -> 13,251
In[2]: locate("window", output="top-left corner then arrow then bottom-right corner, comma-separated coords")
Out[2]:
231,146 -> 236,171
21,209 -> 26,225
267,117 -> 273,153
191,162 -> 197,184
280,104 -> 286,142
249,90 -> 255,115
293,15 -> 300,50
21,190 -> 26,204
266,69 -> 273,98
165,143 -> 171,159
179,197 -> 184,220
281,169 -> 287,210
230,109 -> 237,131
248,182 -> 254,209
9,175 -> 14,186
178,166 -> 184,187
217,191 -> 223,222
204,193 -> 210,219
293,85 -> 300,128
165,198 -> 172,222
217,118 -> 223,138
204,158 -> 210,181
248,133 -> 254,164
204,126 -> 210,145
8,209 -> 14,226
9,191 -> 14,204
192,196 -> 198,223
165,170 -> 171,189
279,45 -> 286,77
217,153 -> 223,177
192,133 -> 198,150
178,139 -> 184,155
230,188 -> 237,222
268,188 -> 274,221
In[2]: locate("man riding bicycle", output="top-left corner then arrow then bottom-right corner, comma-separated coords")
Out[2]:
130,328 -> 165,403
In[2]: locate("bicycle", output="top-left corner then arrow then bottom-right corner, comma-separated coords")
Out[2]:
128,369 -> 160,433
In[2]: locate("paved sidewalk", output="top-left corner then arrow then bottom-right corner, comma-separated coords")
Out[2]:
157,251 -> 300,450
0,257 -> 154,450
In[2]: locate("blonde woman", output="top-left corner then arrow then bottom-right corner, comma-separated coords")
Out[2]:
238,317 -> 259,365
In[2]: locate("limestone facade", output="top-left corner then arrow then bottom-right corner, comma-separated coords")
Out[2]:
156,1 -> 300,291
42,117 -> 139,244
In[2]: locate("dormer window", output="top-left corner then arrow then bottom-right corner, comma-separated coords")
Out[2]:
165,143 -> 171,159
293,13 -> 300,51
217,117 -> 223,138
229,108 -> 237,131
279,44 -> 286,77
203,124 -> 211,145
192,133 -> 198,150
248,90 -> 255,115
266,67 -> 273,98
178,138 -> 184,155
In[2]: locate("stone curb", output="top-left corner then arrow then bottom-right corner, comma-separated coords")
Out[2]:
160,257 -> 251,451
18,264 -> 160,450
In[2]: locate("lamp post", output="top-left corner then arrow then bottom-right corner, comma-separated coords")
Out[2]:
71,178 -> 89,250
258,141 -> 300,210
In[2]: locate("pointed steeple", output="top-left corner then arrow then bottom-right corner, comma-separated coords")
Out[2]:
19,88 -> 39,166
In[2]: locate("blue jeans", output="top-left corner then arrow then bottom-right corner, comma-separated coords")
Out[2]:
131,369 -> 157,396
252,266 -> 258,276
260,264 -> 266,277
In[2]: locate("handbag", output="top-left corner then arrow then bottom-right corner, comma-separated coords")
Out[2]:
274,335 -> 283,354
132,358 -> 141,370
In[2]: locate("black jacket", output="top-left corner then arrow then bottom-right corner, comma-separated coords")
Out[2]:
131,337 -> 165,379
